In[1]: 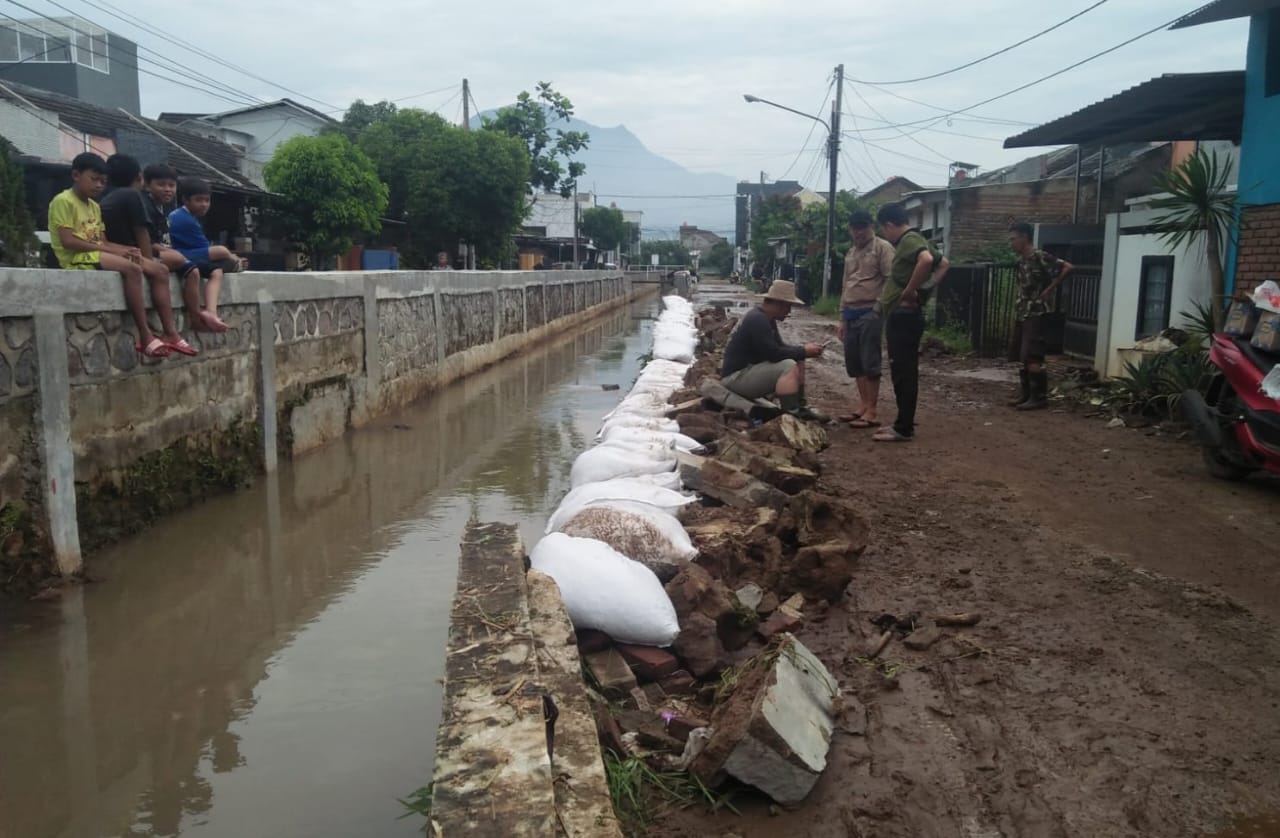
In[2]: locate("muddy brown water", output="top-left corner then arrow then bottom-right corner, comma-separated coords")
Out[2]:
0,297 -> 660,838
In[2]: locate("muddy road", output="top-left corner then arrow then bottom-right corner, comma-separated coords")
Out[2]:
655,301 -> 1280,838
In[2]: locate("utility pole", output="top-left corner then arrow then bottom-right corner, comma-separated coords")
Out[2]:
822,64 -> 844,300
461,78 -> 470,129
573,181 -> 580,269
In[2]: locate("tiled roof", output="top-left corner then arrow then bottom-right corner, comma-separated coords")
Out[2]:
0,81 -> 263,193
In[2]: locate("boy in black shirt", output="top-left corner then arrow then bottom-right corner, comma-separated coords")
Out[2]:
100,155 -> 198,355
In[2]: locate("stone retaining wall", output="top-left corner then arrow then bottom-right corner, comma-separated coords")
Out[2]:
0,268 -> 636,590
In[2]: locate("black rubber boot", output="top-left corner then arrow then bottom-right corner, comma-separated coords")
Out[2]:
781,392 -> 826,422
1017,371 -> 1049,411
1008,369 -> 1030,407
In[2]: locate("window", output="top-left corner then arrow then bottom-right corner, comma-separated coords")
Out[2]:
1136,256 -> 1174,339
1267,9 -> 1280,97
0,26 -> 18,62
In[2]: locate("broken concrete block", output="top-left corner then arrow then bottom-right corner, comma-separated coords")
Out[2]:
658,669 -> 696,695
677,453 -> 791,510
630,686 -> 652,712
671,612 -> 733,678
781,594 -> 805,613
584,648 -> 639,697
757,605 -> 804,639
614,709 -> 686,754
717,436 -> 819,494
665,564 -> 737,626
677,410 -> 728,443
664,398 -> 705,418
757,592 -> 780,616
616,644 -> 680,682
749,413 -> 829,454
735,583 -> 764,612
692,634 -> 839,805
664,712 -> 711,743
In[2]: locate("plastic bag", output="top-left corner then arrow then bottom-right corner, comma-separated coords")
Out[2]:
1263,366 -> 1280,401
546,479 -> 695,534
559,503 -> 696,581
530,533 -> 680,646
1254,280 -> 1280,314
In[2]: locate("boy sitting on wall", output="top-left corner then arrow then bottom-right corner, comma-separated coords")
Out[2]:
49,152 -> 177,358
169,177 -> 247,333
99,154 -> 199,355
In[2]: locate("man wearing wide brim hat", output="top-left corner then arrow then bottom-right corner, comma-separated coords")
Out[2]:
719,279 -> 827,421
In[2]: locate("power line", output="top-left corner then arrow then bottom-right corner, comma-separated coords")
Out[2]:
776,78 -> 834,182
847,81 -> 952,164
64,0 -> 339,110
0,9 -> 258,106
846,1 -> 1111,85
842,103 -> 886,184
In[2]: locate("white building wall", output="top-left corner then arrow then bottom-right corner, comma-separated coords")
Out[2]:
213,106 -> 328,165
0,100 -> 63,160
1099,205 -> 1213,378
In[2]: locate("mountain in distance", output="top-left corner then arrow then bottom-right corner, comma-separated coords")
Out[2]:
474,111 -> 736,240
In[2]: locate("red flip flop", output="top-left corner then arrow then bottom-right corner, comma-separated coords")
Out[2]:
164,337 -> 199,356
136,337 -> 173,358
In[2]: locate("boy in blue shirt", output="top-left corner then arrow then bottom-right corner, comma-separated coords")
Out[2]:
169,177 -> 247,333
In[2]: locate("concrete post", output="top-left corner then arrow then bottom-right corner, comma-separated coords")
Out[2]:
432,275 -> 446,365
256,300 -> 279,474
363,277 -> 380,392
493,284 -> 501,343
1094,211 -> 1123,378
33,310 -> 81,575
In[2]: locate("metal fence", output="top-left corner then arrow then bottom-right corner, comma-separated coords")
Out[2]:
933,264 -> 1019,358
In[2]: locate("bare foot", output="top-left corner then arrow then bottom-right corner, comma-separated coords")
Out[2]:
198,311 -> 229,333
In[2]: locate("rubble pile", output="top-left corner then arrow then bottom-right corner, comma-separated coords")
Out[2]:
529,295 -> 867,812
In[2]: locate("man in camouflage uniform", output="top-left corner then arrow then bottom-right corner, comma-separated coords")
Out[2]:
1008,222 -> 1073,410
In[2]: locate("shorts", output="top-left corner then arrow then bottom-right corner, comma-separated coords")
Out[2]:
1019,315 -> 1047,364
843,308 -> 882,378
722,359 -> 796,401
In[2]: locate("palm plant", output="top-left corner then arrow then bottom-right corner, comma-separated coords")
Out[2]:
1150,147 -> 1237,329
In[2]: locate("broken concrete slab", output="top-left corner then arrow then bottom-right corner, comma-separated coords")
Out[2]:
664,563 -> 737,626
691,634 -> 839,806
757,605 -> 804,639
717,436 -> 819,494
525,569 -> 625,838
749,413 -> 829,454
677,452 -> 791,510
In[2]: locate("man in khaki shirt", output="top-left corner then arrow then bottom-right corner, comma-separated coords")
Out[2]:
837,210 -> 895,427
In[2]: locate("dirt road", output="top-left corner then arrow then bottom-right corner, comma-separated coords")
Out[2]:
655,306 -> 1280,838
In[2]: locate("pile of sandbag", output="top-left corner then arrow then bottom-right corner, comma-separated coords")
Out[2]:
532,297 -> 704,648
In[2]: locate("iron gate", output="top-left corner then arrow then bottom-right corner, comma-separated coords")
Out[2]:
934,264 -> 1019,358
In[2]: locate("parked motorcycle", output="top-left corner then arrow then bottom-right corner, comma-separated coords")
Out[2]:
1182,333 -> 1280,479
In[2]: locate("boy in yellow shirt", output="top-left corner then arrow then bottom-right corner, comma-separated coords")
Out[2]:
49,152 -> 180,358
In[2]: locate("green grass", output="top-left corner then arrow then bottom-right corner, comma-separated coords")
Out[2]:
925,322 -> 974,355
810,296 -> 841,317
604,752 -> 737,835
397,783 -> 433,820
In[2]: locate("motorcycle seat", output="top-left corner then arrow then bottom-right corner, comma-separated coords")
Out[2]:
1233,337 -> 1279,376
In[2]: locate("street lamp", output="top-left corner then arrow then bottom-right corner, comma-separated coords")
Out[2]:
744,93 -> 837,299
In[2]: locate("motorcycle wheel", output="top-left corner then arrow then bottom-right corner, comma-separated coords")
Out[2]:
1204,389 -> 1253,481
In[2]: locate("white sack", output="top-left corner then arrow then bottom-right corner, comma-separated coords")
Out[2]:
600,425 -> 703,452
547,479 -> 695,534
570,444 -> 675,488
559,504 -> 696,581
530,533 -> 680,646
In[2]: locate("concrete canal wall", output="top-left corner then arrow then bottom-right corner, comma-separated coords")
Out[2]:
0,268 -> 637,589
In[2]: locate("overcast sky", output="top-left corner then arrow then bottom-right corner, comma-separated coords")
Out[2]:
15,0 -> 1249,194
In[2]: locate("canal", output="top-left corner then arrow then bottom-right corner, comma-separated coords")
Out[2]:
0,294 -> 660,838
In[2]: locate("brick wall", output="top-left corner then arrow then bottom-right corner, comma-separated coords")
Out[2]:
1234,203 -> 1280,296
949,179 -> 1077,260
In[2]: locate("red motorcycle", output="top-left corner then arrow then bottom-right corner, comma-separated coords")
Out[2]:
1182,333 -> 1280,479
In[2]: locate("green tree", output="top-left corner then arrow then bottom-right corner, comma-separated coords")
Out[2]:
640,239 -> 690,266
0,139 -> 35,267
701,240 -> 735,274
264,133 -> 389,266
580,206 -> 627,252
358,109 -> 528,267
339,99 -> 399,138
482,82 -> 589,197
1151,147 -> 1237,328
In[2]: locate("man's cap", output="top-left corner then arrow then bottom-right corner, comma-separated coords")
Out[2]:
849,209 -> 874,228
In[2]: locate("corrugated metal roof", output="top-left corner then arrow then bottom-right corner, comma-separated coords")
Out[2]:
1170,0 -> 1280,29
0,81 -> 264,193
1002,72 -> 1244,148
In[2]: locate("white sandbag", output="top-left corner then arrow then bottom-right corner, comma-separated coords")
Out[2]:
530,533 -> 680,646
600,425 -> 703,452
570,443 -> 675,488
593,439 -> 677,461
559,504 -> 696,582
603,393 -> 671,421
547,479 -> 695,533
627,471 -> 683,490
598,414 -> 680,438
